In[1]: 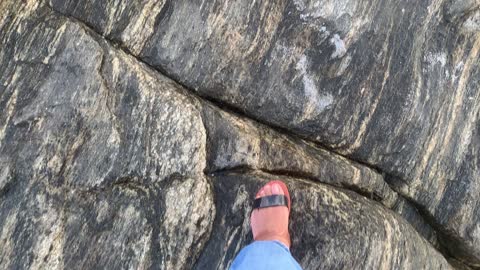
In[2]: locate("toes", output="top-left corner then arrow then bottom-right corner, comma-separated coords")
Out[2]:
255,181 -> 287,198
271,183 -> 284,195
263,183 -> 273,196
256,187 -> 266,199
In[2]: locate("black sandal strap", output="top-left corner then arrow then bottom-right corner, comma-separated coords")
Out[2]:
253,195 -> 289,209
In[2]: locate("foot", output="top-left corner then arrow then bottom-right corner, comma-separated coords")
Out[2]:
250,180 -> 291,249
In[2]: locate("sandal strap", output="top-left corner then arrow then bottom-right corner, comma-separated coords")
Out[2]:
253,195 -> 289,209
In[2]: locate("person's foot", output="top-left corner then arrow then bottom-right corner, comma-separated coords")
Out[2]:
250,180 -> 291,248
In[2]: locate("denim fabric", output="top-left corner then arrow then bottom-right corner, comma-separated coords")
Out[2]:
230,241 -> 303,270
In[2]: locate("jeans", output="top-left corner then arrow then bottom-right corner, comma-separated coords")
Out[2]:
230,241 -> 303,270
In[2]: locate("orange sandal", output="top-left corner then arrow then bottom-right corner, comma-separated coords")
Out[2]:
250,180 -> 291,248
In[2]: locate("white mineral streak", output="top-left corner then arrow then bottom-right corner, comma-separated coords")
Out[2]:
161,178 -> 214,269
416,37 -> 480,194
43,23 -> 67,64
121,0 -> 166,54
133,229 -> 152,268
330,34 -> 347,59
92,203 -> 152,269
378,216 -> 395,269
334,54 -> 352,76
104,0 -> 126,35
0,83 -> 18,146
405,0 -> 445,188
0,164 -> 10,191
294,0 -> 369,46
294,0 -> 356,21
0,214 -> 17,266
296,54 -> 334,120
474,224 -> 480,247
425,52 -> 447,67
30,213 -> 64,270
346,54 -> 392,155
462,10 -> 480,32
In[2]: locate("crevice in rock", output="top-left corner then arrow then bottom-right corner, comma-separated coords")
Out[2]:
217,165 -> 390,206
55,119 -> 89,188
398,192 -> 480,269
42,4 -> 472,268
45,3 -> 385,180
70,176 -> 151,198
111,176 -> 150,194
210,166 -> 463,269
211,165 -> 391,209
96,51 -> 122,137
247,166 -> 385,203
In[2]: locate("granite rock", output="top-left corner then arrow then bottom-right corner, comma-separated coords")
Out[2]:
48,0 -> 480,263
1,0 -> 479,269
0,3 -> 213,269
201,101 -> 442,248
195,172 -> 453,270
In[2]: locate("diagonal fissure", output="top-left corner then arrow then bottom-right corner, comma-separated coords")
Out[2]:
43,4 -> 470,268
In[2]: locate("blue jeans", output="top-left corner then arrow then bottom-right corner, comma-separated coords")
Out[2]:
230,241 -> 303,270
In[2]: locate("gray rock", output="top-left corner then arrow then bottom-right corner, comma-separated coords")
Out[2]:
0,0 -> 477,269
195,172 -> 453,270
391,196 -> 441,250
48,0 -> 480,264
0,3 -> 214,269
202,102 -> 442,249
201,103 -> 398,208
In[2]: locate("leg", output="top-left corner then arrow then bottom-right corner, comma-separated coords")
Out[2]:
230,181 -> 302,270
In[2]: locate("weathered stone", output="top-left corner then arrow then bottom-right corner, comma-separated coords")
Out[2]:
1,0 -> 479,268
0,3 -> 214,269
48,0 -> 480,264
202,102 -> 446,250
391,196 -> 441,250
202,104 -> 397,207
62,177 -> 212,270
195,172 -> 452,269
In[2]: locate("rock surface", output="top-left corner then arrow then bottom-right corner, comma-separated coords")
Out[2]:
201,102 -> 442,247
0,3 -> 213,269
195,172 -> 452,270
0,0 -> 479,269
48,0 -> 480,265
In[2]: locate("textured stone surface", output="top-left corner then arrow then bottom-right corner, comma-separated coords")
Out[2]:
0,3 -> 213,269
1,0 -> 479,269
202,102 -> 442,248
202,104 -> 397,207
195,172 -> 452,269
48,0 -> 480,264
